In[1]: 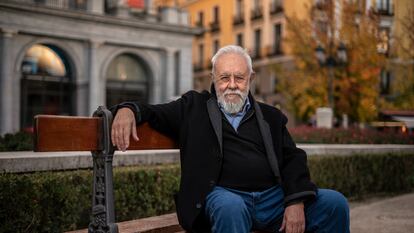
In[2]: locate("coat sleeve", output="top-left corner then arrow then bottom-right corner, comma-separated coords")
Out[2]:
111,91 -> 196,140
280,114 -> 317,206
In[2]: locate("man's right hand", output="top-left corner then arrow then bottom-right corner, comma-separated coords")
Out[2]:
111,108 -> 139,151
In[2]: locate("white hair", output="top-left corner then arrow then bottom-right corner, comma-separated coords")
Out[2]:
211,45 -> 253,75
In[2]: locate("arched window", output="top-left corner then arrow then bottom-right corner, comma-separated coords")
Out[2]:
106,54 -> 149,107
20,44 -> 74,130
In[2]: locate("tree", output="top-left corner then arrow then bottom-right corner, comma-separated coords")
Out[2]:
277,1 -> 385,123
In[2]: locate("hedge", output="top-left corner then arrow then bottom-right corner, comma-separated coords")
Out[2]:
289,126 -> 414,144
1,153 -> 414,232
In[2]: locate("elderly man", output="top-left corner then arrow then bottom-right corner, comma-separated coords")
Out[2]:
111,45 -> 349,233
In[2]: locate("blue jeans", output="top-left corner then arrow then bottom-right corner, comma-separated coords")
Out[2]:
204,186 -> 349,233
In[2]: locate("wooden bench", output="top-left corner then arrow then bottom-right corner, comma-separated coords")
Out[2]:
34,106 -> 269,233
34,106 -> 180,233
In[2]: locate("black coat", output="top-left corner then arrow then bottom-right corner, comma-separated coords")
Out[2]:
115,88 -> 316,232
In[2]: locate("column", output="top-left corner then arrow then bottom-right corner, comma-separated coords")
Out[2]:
88,0 -> 104,14
88,39 -> 104,115
0,29 -> 17,135
164,48 -> 176,101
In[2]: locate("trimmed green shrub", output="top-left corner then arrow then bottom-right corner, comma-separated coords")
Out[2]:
0,154 -> 413,232
308,153 -> 414,199
0,165 -> 180,233
0,131 -> 33,151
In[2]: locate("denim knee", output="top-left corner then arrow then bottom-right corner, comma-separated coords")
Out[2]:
207,193 -> 249,217
316,189 -> 350,220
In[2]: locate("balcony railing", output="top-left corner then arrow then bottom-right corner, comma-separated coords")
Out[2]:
375,7 -> 394,16
193,63 -> 204,72
195,20 -> 204,28
210,21 -> 220,33
233,14 -> 245,26
251,6 -> 263,20
270,0 -> 283,15
4,0 -> 87,11
266,45 -> 283,57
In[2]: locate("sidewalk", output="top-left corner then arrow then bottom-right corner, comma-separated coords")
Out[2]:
350,192 -> 414,233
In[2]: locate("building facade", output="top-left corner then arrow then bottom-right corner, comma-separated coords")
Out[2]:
0,0 -> 199,134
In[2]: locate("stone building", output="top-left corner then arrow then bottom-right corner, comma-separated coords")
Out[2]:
0,0 -> 199,135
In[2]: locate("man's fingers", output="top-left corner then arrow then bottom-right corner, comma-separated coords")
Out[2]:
123,124 -> 131,149
132,121 -> 139,141
279,217 -> 286,232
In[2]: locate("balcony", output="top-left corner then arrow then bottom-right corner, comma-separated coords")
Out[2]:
4,0 -> 87,11
195,20 -> 204,28
266,45 -> 283,57
210,21 -> 220,33
251,6 -> 263,21
233,14 -> 245,26
375,7 -> 394,16
193,63 -> 204,72
252,48 -> 262,59
270,0 -> 283,15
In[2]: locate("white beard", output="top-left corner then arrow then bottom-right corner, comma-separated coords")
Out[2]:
216,87 -> 249,115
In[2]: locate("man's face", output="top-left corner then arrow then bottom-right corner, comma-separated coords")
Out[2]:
212,53 -> 252,114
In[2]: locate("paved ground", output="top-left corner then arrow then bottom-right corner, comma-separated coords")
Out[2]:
350,193 -> 414,233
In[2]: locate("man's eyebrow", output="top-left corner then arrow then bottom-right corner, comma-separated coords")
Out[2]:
218,72 -> 231,76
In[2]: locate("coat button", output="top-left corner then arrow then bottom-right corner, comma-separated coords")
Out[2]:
196,203 -> 202,209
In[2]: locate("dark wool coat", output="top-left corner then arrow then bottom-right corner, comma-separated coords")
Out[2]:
115,88 -> 317,233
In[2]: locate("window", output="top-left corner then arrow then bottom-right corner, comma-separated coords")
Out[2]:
254,29 -> 261,58
106,54 -> 149,107
376,0 -> 393,14
380,69 -> 391,95
236,0 -> 243,17
20,44 -> 74,130
213,6 -> 219,23
236,33 -> 244,47
197,11 -> 204,27
274,23 -> 282,54
198,44 -> 204,67
213,40 -> 220,55
377,28 -> 390,54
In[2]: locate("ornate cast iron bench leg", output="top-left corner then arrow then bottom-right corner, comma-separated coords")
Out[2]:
88,106 -> 118,233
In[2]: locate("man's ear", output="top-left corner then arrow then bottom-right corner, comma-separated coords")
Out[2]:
250,72 -> 256,82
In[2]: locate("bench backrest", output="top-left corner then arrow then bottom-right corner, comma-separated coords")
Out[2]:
33,106 -> 177,233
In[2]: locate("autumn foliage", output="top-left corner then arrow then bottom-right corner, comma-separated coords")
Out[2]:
278,2 -> 386,123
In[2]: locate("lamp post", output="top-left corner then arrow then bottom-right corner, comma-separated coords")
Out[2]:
315,42 -> 348,111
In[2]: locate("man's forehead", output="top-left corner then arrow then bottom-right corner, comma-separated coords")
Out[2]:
215,54 -> 248,72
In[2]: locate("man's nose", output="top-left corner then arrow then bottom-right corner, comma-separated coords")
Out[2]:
228,76 -> 237,89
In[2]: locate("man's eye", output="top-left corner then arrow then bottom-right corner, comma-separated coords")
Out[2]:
221,77 -> 230,82
235,76 -> 245,82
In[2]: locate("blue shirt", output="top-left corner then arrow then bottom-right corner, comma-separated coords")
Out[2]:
219,98 -> 251,132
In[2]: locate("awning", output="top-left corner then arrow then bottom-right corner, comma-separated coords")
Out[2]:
392,116 -> 414,128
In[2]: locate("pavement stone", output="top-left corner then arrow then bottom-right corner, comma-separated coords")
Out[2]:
350,193 -> 414,233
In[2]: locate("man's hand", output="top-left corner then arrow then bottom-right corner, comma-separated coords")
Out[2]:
111,108 -> 139,151
279,202 -> 305,233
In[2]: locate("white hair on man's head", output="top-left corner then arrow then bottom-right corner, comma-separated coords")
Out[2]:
211,45 -> 253,75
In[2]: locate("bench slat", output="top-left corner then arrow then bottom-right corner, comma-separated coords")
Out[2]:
34,115 -> 177,152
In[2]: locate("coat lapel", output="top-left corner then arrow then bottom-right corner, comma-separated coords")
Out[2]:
253,101 -> 281,182
207,97 -> 223,157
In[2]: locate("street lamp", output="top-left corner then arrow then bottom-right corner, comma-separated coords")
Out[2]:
315,42 -> 347,110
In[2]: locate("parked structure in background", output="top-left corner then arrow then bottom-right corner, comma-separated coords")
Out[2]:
0,0 -> 200,135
